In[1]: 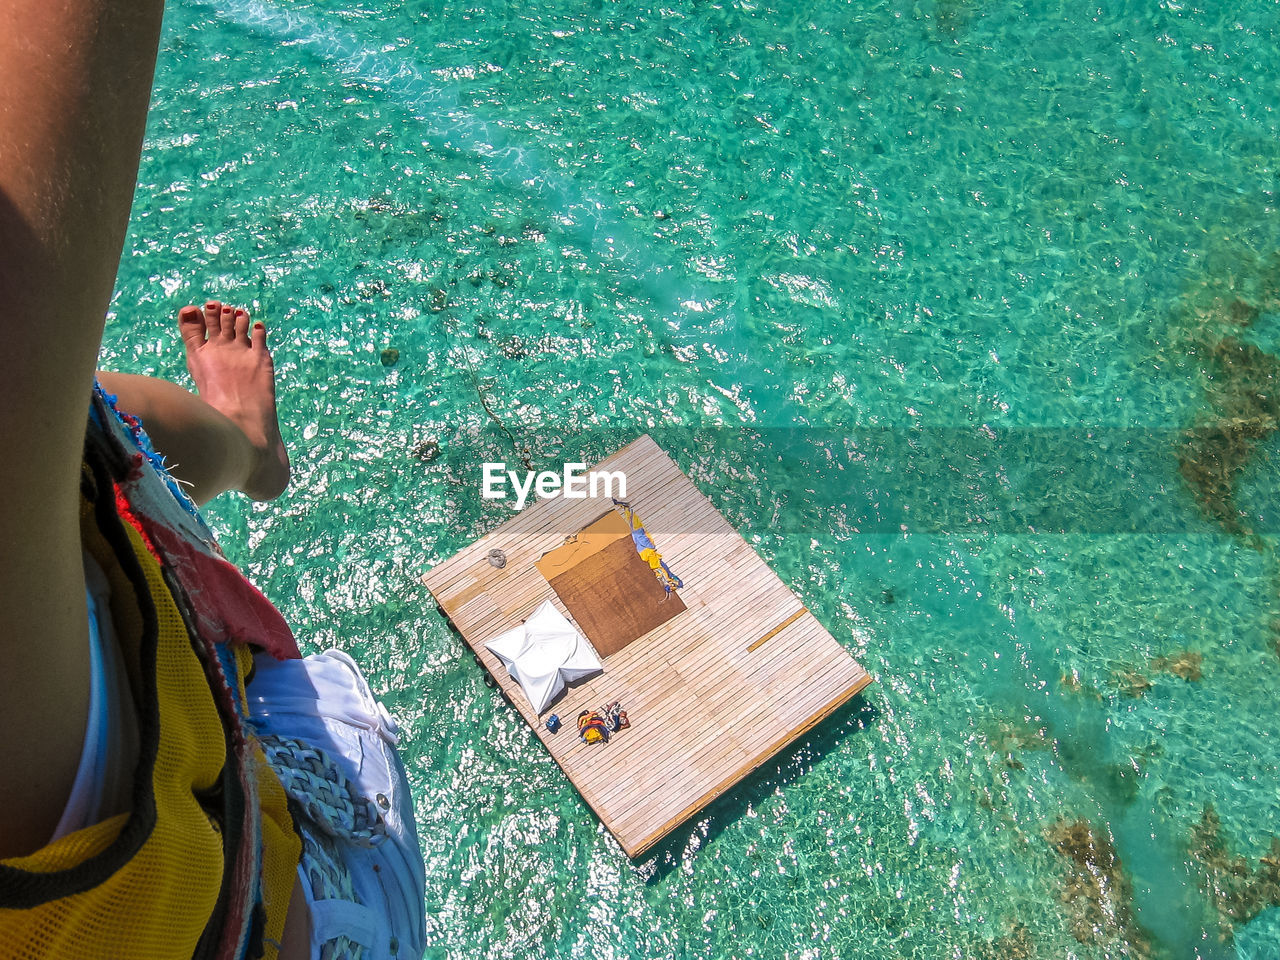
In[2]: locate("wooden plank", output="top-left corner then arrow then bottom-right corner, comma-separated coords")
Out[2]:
621,671 -> 873,856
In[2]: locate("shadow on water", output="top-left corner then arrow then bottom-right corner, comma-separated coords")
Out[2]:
632,695 -> 879,885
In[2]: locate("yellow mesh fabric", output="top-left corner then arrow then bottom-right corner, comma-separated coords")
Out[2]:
1,815 -> 128,876
0,512 -> 301,959
255,744 -> 303,960
233,643 -> 253,712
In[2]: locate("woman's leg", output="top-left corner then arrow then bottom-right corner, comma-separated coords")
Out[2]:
97,301 -> 291,506
0,0 -> 167,860
0,5 -> 312,952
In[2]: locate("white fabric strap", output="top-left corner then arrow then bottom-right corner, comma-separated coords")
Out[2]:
309,899 -> 382,953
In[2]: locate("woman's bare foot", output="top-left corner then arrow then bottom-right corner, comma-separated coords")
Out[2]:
177,300 -> 290,500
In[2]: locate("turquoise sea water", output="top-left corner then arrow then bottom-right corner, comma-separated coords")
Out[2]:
100,1 -> 1280,957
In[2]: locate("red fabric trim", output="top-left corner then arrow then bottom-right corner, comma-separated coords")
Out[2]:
145,523 -> 301,660
113,481 -> 160,561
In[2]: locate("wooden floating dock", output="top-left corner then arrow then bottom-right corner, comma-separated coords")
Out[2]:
421,435 -> 873,858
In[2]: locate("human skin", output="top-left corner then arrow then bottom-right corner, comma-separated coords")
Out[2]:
98,301 -> 291,506
0,3 -> 307,955
0,0 -> 168,863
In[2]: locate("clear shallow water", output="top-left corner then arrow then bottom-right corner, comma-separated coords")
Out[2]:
101,1 -> 1280,957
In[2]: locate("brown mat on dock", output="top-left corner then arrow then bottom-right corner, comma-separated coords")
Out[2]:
539,529 -> 685,658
